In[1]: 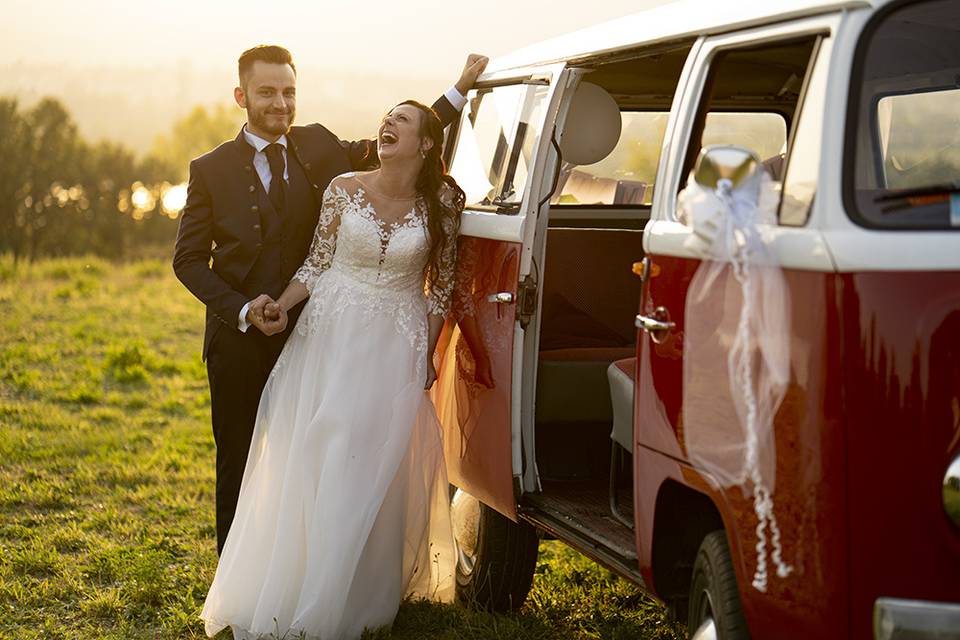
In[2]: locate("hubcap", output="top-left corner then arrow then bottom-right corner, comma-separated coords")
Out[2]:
450,488 -> 481,576
691,617 -> 718,640
691,586 -> 718,640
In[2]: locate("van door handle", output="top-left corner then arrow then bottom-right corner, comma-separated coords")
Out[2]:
635,314 -> 674,332
636,307 -> 675,343
487,292 -> 514,304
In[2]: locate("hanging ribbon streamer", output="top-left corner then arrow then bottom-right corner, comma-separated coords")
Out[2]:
679,163 -> 793,592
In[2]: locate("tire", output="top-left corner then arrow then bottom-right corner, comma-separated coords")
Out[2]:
450,487 -> 539,611
687,530 -> 751,640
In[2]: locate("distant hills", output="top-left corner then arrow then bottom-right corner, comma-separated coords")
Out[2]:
0,62 -> 447,155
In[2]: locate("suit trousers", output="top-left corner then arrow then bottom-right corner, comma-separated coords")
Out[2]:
206,323 -> 287,554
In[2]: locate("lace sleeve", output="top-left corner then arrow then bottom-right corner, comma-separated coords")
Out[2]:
292,182 -> 343,293
427,187 -> 461,317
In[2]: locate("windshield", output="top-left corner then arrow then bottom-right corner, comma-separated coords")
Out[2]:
848,0 -> 960,229
876,89 -> 960,190
449,83 -> 550,211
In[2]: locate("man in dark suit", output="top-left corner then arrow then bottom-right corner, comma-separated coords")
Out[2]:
173,45 -> 487,553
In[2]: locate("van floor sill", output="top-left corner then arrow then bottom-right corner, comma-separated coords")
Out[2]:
521,479 -> 637,561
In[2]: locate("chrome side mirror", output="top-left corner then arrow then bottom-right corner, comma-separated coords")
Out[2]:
693,145 -> 762,191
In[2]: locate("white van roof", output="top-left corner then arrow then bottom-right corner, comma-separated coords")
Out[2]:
488,0 -> 876,72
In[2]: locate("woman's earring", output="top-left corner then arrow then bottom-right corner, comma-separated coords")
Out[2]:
419,149 -> 426,159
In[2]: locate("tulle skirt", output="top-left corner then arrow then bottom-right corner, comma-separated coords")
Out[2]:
200,275 -> 456,640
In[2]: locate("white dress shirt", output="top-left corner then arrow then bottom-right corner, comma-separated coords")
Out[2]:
442,86 -> 468,112
238,86 -> 468,333
244,127 -> 289,191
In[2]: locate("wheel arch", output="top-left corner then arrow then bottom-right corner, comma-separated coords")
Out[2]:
651,479 -> 725,619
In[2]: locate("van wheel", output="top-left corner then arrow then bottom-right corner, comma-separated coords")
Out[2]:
687,530 -> 750,640
450,487 -> 539,611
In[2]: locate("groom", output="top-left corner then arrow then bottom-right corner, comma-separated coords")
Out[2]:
173,45 -> 487,554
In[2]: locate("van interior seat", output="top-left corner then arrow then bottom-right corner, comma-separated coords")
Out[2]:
607,357 -> 636,451
535,227 -> 643,425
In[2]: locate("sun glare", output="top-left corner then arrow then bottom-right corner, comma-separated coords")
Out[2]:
131,183 -> 153,210
161,183 -> 188,217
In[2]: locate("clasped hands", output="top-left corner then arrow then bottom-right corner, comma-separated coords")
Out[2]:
247,294 -> 288,336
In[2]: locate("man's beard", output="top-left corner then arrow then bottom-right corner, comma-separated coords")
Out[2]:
249,106 -> 294,136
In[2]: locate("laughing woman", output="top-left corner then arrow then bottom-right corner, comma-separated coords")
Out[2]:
200,100 -> 465,640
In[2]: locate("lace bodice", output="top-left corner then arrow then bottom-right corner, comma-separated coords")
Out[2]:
293,173 -> 457,313
291,173 -> 458,350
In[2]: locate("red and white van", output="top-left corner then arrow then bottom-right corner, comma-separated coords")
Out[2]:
430,1 -> 960,638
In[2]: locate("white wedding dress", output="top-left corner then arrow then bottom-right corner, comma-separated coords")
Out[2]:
201,173 -> 457,640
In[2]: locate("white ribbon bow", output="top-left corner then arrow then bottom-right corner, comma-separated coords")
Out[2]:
679,168 -> 793,592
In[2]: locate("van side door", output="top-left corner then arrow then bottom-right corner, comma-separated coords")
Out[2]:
432,64 -> 569,520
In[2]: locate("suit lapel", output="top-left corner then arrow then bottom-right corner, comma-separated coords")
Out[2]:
231,128 -> 257,168
287,130 -> 324,207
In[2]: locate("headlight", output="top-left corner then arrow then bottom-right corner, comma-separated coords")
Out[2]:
945,454 -> 960,530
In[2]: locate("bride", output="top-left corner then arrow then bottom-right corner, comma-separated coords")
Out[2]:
200,99 -> 465,640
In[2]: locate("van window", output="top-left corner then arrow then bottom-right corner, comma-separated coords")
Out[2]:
553,112 -> 669,206
701,112 -> 787,178
449,83 -> 550,212
780,39 -> 831,227
548,44 -> 693,212
677,38 -> 819,219
847,0 -> 960,229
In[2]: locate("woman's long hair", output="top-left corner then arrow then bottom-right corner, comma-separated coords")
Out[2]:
396,100 -> 465,291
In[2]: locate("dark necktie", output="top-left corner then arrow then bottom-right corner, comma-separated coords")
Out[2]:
265,143 -> 286,213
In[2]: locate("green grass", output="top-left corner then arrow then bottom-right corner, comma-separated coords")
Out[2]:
0,255 -> 682,640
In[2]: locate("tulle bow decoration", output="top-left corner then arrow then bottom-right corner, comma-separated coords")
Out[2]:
678,146 -> 793,592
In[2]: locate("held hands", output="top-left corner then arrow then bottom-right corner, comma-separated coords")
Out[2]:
262,301 -> 288,336
455,54 -> 490,96
247,294 -> 288,336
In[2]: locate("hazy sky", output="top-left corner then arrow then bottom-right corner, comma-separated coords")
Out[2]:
1,0 -> 672,147
3,0 -> 668,73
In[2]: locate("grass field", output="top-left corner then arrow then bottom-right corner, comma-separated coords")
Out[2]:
0,256 -> 682,640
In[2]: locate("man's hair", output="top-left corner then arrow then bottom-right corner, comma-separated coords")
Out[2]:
238,45 -> 296,87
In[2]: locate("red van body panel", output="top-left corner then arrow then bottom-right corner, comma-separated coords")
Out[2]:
839,271 -> 960,639
635,255 -> 857,638
435,236 -> 522,521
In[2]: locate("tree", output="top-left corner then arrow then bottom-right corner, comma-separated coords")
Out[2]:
0,98 -> 31,261
150,104 -> 243,181
20,98 -> 82,260
0,96 -> 211,261
75,141 -> 140,259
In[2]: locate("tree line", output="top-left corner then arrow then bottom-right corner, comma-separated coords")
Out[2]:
0,96 -> 241,262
